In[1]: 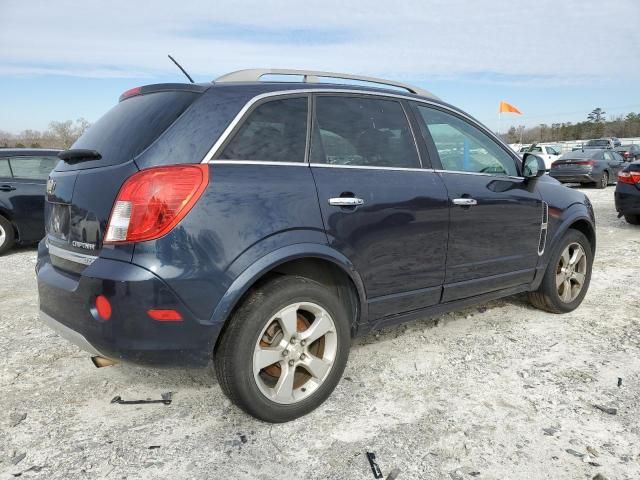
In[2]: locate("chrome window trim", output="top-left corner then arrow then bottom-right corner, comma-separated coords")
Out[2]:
310,163 -> 431,172
434,169 -> 524,180
47,242 -> 97,265
200,88 -> 518,168
210,160 -> 308,167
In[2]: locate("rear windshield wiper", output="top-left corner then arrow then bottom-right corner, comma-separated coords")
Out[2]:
58,149 -> 102,164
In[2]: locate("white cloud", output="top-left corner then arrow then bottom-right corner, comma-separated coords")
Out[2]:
0,0 -> 638,84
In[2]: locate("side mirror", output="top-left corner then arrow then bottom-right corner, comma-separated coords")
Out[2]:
522,153 -> 546,178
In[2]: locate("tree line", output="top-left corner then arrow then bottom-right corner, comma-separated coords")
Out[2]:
502,108 -> 640,144
0,118 -> 91,149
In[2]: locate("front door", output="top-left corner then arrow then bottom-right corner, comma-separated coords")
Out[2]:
411,103 -> 543,302
310,94 -> 449,319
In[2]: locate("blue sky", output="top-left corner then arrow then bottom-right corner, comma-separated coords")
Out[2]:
1,0 -> 639,134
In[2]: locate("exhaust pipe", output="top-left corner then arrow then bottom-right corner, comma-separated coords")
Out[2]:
91,356 -> 118,368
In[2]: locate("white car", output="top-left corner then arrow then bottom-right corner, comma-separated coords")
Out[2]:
519,144 -> 561,170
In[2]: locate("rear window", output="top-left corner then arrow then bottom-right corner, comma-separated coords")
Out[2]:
586,139 -> 609,146
560,150 -> 602,160
61,91 -> 200,170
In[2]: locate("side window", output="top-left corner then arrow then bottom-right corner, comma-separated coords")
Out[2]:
310,96 -> 420,168
530,146 -> 543,153
547,146 -> 559,155
413,104 -> 518,176
219,97 -> 308,162
603,151 -> 614,161
0,159 -> 11,177
9,156 -> 58,180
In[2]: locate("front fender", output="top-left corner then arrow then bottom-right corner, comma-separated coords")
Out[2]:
532,202 -> 595,289
208,242 -> 368,330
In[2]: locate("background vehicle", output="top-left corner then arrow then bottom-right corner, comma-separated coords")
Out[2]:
519,144 -> 561,169
550,148 -> 625,188
615,160 -> 640,224
615,144 -> 640,162
582,137 -> 621,150
0,149 -> 60,254
37,69 -> 596,422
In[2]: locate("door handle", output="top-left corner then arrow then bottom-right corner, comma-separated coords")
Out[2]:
452,198 -> 477,206
328,197 -> 364,207
0,185 -> 16,192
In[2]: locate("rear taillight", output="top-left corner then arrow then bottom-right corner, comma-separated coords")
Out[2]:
623,151 -> 630,158
105,165 -> 209,243
618,171 -> 640,184
574,160 -> 595,166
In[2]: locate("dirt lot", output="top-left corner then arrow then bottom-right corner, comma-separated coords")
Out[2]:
1,186 -> 639,480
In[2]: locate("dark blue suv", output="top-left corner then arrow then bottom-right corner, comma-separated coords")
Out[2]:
37,69 -> 596,422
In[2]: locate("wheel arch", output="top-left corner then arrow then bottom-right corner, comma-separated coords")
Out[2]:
209,243 -> 367,344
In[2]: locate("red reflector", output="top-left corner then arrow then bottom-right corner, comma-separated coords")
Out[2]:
95,295 -> 112,320
119,86 -> 142,101
148,309 -> 183,321
105,164 -> 209,243
618,171 -> 640,184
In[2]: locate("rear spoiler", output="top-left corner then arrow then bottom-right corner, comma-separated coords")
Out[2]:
119,83 -> 209,102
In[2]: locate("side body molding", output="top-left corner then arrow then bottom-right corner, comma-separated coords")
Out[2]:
208,243 -> 369,329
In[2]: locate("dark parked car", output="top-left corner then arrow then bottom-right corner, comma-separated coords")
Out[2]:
550,149 -> 625,188
37,69 -> 596,422
615,144 -> 640,162
0,149 -> 60,254
615,160 -> 640,224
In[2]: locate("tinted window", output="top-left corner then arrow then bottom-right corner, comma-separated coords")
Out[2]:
414,105 -> 517,176
219,97 -> 308,162
0,159 -> 11,177
310,96 -> 419,168
9,156 -> 58,180
71,91 -> 200,169
560,150 -> 601,160
586,139 -> 609,146
547,146 -> 560,155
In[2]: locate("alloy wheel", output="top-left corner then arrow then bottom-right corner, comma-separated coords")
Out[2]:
601,172 -> 608,188
0,223 -> 5,248
253,302 -> 338,404
556,242 -> 587,303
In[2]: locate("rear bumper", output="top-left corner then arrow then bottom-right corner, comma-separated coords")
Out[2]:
549,172 -> 595,183
37,243 -> 219,367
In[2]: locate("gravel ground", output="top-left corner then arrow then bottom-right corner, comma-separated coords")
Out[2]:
1,186 -> 639,480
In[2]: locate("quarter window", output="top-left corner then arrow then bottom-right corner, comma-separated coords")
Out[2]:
219,97 -> 308,162
9,156 -> 58,180
310,96 -> 420,168
0,159 -> 11,177
413,105 -> 518,176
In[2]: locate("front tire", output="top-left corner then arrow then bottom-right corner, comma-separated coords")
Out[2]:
528,230 -> 593,313
0,215 -> 15,255
624,214 -> 640,225
214,275 -> 351,422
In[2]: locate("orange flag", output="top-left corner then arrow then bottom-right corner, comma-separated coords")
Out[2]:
499,101 -> 522,114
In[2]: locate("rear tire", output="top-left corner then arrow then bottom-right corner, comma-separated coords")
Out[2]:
624,214 -> 640,225
0,215 -> 15,255
214,275 -> 351,422
595,171 -> 608,189
528,229 -> 593,314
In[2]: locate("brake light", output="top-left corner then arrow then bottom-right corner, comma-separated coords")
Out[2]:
574,160 -> 595,166
119,86 -> 142,101
618,171 -> 640,184
105,165 -> 209,243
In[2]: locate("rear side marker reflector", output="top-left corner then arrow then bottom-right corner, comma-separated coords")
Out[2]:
105,164 -> 209,243
95,295 -> 112,320
148,309 -> 183,321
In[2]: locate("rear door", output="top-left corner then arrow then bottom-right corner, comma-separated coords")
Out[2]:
310,94 -> 449,319
411,103 -> 543,302
1,155 -> 58,243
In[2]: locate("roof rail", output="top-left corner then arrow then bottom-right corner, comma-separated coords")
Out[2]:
214,68 -> 438,99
